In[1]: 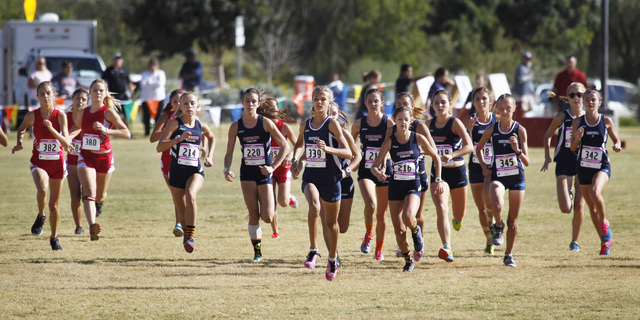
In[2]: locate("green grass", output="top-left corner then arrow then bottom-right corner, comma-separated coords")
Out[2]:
1,124 -> 639,319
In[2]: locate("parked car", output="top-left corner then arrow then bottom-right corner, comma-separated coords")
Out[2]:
16,48 -> 106,105
588,78 -> 639,119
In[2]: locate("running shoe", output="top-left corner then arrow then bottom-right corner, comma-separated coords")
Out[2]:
253,254 -> 263,262
95,202 -> 104,217
600,240 -> 613,256
484,243 -> 495,255
374,250 -> 384,261
31,215 -> 45,236
360,234 -> 372,254
288,195 -> 299,209
601,220 -> 611,242
395,248 -> 402,258
50,237 -> 62,251
438,247 -> 454,262
569,241 -> 581,252
74,226 -> 84,235
336,255 -> 341,267
503,254 -> 516,267
325,259 -> 337,281
491,222 -> 505,246
271,232 -> 280,239
90,223 -> 101,241
173,223 -> 183,237
403,261 -> 414,272
413,248 -> 424,262
452,219 -> 463,231
568,188 -> 574,214
183,236 -> 195,253
304,251 -> 319,269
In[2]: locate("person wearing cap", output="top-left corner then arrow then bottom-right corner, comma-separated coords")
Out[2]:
553,55 -> 587,113
101,52 -> 133,101
179,49 -> 202,92
512,51 -> 535,113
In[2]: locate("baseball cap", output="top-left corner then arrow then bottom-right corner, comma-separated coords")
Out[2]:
522,51 -> 532,59
112,52 -> 122,59
185,49 -> 196,56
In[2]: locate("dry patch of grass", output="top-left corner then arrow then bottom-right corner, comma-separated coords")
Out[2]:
1,125 -> 639,319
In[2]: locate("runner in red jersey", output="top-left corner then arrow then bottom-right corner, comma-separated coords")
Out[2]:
65,88 -> 89,235
69,79 -> 130,241
12,81 -> 70,250
257,97 -> 298,239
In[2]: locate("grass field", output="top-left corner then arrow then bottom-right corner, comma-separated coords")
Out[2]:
1,123 -> 639,319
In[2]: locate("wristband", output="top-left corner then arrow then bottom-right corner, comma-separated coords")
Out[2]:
516,150 -> 522,156
223,167 -> 229,173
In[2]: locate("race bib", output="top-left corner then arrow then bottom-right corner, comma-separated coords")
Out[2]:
495,153 -> 519,177
472,142 -> 493,164
393,160 -> 416,181
306,144 -> 326,168
243,144 -> 266,166
564,127 -> 573,148
82,134 -> 100,151
364,147 -> 380,169
271,146 -> 280,159
38,139 -> 60,160
70,139 -> 82,156
177,144 -> 199,167
580,146 -> 603,169
436,145 -> 454,167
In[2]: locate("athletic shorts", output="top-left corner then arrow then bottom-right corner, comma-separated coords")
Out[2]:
168,165 -> 204,189
30,158 -> 67,180
357,160 -> 391,187
388,179 -> 421,201
78,151 -> 115,174
577,163 -> 611,186
491,176 -> 526,191
431,165 -> 468,190
419,171 -> 429,193
341,175 -> 355,199
302,180 -> 341,203
240,165 -> 272,186
555,162 -> 578,177
273,165 -> 292,185
468,162 -> 486,184
66,154 -> 79,167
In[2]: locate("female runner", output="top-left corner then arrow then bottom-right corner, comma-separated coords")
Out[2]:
541,83 -> 587,251
476,94 -> 529,267
351,88 -> 394,260
372,105 -> 442,272
464,87 -> 496,254
256,97 -> 298,239
389,92 -> 436,256
150,89 -> 186,237
570,89 -> 621,255
157,92 -> 215,253
68,79 -> 130,241
224,88 -> 289,262
427,89 -> 473,262
65,88 -> 90,235
291,86 -> 352,281
12,81 -> 70,250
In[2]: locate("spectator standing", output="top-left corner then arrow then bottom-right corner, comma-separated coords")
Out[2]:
326,73 -> 345,108
140,57 -> 167,136
512,51 -> 535,113
27,57 -> 53,106
51,60 -> 78,99
355,70 -> 381,120
395,64 -> 424,98
179,49 -> 203,92
426,67 -> 455,119
101,53 -> 132,101
553,55 -> 587,113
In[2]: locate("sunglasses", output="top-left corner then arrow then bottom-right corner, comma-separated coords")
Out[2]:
568,92 -> 583,99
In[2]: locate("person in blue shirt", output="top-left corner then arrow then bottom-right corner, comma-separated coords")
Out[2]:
426,67 -> 455,120
179,49 -> 202,92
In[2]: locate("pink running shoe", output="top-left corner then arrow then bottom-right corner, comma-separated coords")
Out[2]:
601,219 -> 610,238
304,251 -> 319,269
325,260 -> 337,281
413,249 -> 424,262
600,240 -> 613,256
